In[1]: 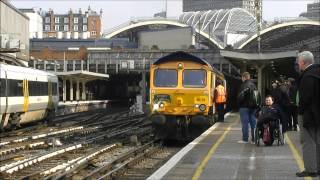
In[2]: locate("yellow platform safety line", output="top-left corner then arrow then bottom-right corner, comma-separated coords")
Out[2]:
285,134 -> 312,180
192,120 -> 238,180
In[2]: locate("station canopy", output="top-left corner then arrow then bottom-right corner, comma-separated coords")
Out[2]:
179,8 -> 257,47
56,70 -> 109,82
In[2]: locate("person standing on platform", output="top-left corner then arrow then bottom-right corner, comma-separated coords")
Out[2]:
237,72 -> 260,144
213,79 -> 227,122
295,51 -> 320,177
287,78 -> 298,131
277,80 -> 290,132
270,81 -> 281,104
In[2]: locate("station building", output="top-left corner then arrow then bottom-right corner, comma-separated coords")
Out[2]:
41,7 -> 103,39
0,0 -> 29,66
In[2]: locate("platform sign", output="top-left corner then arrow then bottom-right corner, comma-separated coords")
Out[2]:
120,60 -> 134,69
128,60 -> 134,69
120,61 -> 128,69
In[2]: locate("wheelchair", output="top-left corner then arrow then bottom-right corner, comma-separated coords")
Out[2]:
255,118 -> 284,146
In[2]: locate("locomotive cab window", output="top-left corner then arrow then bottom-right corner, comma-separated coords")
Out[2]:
183,70 -> 206,87
154,69 -> 177,87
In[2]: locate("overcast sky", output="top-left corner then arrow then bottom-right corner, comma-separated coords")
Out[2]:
11,0 -> 313,31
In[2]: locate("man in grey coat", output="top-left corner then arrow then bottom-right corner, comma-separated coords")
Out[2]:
295,51 -> 320,177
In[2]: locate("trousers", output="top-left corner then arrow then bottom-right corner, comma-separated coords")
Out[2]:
298,115 -> 320,172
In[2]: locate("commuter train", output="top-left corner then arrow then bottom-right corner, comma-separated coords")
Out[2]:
149,51 -> 226,140
0,63 -> 59,130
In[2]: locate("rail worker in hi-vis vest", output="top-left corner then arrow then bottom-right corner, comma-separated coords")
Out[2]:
213,79 -> 227,122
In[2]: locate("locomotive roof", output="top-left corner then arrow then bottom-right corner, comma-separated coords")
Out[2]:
153,51 -> 224,77
153,51 -> 211,66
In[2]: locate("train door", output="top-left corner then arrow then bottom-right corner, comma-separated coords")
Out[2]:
22,79 -> 29,112
46,79 -> 56,124
0,70 -> 9,129
48,80 -> 54,110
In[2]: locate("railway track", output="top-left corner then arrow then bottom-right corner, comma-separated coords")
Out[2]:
0,108 -> 183,180
0,109 -> 135,155
0,109 -> 155,179
0,115 -> 145,161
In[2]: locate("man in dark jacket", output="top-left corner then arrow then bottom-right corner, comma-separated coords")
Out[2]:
287,78 -> 298,131
295,51 -> 320,177
237,72 -> 260,143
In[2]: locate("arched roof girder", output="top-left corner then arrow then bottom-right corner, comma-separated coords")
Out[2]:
104,19 -> 224,49
238,21 -> 320,49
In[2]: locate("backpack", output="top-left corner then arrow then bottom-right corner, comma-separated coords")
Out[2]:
247,87 -> 261,108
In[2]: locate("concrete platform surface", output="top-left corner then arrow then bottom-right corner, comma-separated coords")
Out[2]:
57,100 -> 109,115
148,113 -> 318,180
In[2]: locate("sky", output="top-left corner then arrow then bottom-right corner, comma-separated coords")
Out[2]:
10,0 -> 314,31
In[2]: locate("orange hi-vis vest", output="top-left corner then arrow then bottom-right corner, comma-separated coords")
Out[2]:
215,85 -> 226,103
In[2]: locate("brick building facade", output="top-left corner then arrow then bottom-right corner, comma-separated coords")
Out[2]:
42,6 -> 102,39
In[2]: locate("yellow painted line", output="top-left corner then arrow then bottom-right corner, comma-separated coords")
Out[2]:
192,120 -> 237,180
285,134 -> 312,180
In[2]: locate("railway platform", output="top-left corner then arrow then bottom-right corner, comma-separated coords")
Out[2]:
149,113 -> 314,180
57,100 -> 109,115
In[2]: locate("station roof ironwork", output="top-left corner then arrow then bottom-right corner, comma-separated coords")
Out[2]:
237,21 -> 320,50
179,8 -> 257,48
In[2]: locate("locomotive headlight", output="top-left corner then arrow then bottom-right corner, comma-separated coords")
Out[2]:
153,104 -> 159,110
195,104 -> 199,108
159,103 -> 165,108
199,104 -> 206,111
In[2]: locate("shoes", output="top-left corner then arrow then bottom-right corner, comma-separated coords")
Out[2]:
237,140 -> 249,144
296,171 -> 317,177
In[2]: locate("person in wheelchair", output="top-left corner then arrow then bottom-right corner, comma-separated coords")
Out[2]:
256,95 -> 284,146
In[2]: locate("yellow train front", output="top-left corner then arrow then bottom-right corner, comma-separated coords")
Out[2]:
149,51 -> 225,140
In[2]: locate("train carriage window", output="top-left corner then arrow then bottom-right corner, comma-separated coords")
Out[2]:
0,79 -> 6,97
44,82 -> 49,95
29,81 -> 38,96
52,82 -> 58,96
183,70 -> 206,88
154,69 -> 177,87
29,81 -> 49,96
39,82 -> 48,96
7,79 -> 23,96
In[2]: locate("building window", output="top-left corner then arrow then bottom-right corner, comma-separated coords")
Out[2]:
83,17 -> 87,23
55,17 -> 60,23
45,25 -> 50,31
45,17 -> 50,23
91,31 -> 97,35
64,25 -> 69,31
74,25 -> 78,31
74,17 -> 78,23
55,25 -> 59,31
64,17 -> 69,23
83,25 -> 87,31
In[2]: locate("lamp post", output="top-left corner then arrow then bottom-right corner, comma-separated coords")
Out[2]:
255,0 -> 262,53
